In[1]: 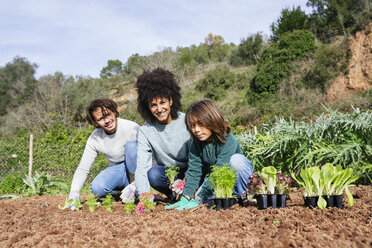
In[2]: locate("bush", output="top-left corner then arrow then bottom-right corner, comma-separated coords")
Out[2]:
195,65 -> 237,100
0,173 -> 25,194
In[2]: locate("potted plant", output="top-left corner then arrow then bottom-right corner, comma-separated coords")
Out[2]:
292,167 -> 325,208
259,166 -> 278,208
246,173 -> 268,209
276,173 -> 294,208
208,164 -> 241,210
323,164 -> 358,209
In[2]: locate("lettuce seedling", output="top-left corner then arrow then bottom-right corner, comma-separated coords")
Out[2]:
86,195 -> 100,212
276,173 -> 294,195
208,164 -> 237,198
58,198 -> 74,210
292,167 -> 317,197
102,194 -> 114,212
247,173 -> 266,194
259,166 -> 277,194
58,197 -> 82,210
165,165 -> 180,185
124,201 -> 136,213
333,168 -> 359,207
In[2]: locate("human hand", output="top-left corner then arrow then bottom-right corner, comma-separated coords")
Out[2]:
164,195 -> 189,210
120,181 -> 136,203
171,179 -> 185,194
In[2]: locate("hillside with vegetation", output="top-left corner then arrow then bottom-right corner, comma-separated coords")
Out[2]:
0,0 -> 371,193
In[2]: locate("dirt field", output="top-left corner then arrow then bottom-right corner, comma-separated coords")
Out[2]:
0,185 -> 371,248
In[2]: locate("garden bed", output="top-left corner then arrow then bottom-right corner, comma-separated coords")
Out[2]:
0,185 -> 371,247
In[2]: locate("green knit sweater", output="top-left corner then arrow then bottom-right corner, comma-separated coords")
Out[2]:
183,132 -> 242,199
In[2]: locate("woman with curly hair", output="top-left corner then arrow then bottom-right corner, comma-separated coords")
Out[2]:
131,68 -> 190,200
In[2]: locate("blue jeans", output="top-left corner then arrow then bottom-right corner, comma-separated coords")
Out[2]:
90,141 -> 137,198
147,166 -> 187,199
196,154 -> 253,200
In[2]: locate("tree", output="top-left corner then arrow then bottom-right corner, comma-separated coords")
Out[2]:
229,33 -> 264,66
0,56 -> 38,115
271,6 -> 310,41
100,59 -> 124,78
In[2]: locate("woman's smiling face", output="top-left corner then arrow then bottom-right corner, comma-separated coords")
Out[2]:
149,97 -> 173,125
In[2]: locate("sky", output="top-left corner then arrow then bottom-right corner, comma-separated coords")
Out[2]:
0,0 -> 311,78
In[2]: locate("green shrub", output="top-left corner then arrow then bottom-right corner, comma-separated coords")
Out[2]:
0,173 -> 25,194
196,65 -> 237,100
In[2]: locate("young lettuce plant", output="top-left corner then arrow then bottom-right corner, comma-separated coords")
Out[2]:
102,194 -> 114,212
259,166 -> 277,194
292,167 -> 317,198
124,199 -> 136,214
333,168 -> 359,207
276,173 -> 294,195
86,195 -> 100,212
208,164 -> 237,198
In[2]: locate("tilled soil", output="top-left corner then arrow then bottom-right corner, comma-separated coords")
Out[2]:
0,185 -> 371,248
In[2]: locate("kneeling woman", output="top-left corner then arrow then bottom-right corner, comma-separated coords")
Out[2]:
166,99 -> 253,210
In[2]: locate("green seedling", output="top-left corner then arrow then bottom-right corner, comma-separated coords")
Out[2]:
102,194 -> 114,212
58,197 -> 82,210
208,164 -> 237,198
259,166 -> 277,194
124,201 -> 136,213
86,195 -> 100,212
273,219 -> 280,226
165,165 -> 180,185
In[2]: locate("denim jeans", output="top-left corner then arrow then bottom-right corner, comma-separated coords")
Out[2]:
196,153 -> 253,200
90,140 -> 138,198
147,165 -> 187,199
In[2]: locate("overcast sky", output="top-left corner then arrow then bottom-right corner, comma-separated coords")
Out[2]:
0,0 -> 311,78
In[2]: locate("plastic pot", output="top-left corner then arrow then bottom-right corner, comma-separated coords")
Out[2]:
334,195 -> 343,209
256,194 -> 268,210
209,196 -> 242,210
324,195 -> 334,208
304,196 -> 318,208
277,194 -> 287,208
268,194 -> 278,208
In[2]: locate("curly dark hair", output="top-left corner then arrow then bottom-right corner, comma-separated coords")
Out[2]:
86,98 -> 119,127
135,68 -> 182,123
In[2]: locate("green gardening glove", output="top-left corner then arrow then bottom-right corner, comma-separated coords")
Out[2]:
164,196 -> 189,210
176,198 -> 199,210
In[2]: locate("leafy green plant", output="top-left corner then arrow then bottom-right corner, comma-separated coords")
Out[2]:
58,197 -> 82,210
258,166 -> 277,194
138,193 -> 156,213
165,165 -> 180,185
85,195 -> 100,212
124,201 -> 136,214
22,171 -> 66,196
102,194 -> 114,212
208,165 -> 237,198
333,168 -> 359,207
0,173 -> 26,194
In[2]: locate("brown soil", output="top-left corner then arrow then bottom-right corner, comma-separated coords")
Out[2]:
326,22 -> 372,102
0,185 -> 371,248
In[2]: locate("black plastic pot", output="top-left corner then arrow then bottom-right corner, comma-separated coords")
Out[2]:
268,194 -> 278,208
334,195 -> 343,209
209,196 -> 242,210
324,195 -> 334,208
277,194 -> 287,208
256,194 -> 268,210
304,196 -> 318,208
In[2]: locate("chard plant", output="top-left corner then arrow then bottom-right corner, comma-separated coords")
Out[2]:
102,194 -> 114,212
258,166 -> 277,194
208,165 -> 237,198
165,165 -> 180,185
86,195 -> 100,212
332,167 -> 359,207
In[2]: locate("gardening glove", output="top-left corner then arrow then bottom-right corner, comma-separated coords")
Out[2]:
171,179 -> 185,194
176,198 -> 199,210
164,195 -> 189,210
120,181 -> 136,203
67,191 -> 80,210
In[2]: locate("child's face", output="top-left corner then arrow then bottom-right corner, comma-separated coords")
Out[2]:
190,116 -> 212,142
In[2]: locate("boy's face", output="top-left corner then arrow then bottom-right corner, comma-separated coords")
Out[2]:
189,116 -> 212,142
148,97 -> 173,125
92,107 -> 118,134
